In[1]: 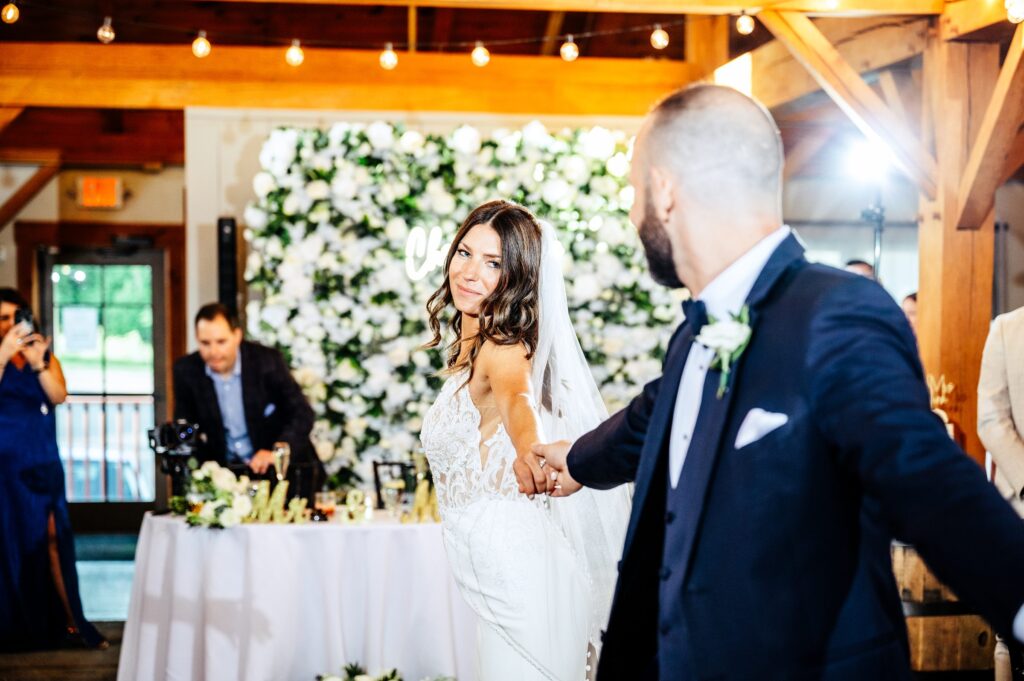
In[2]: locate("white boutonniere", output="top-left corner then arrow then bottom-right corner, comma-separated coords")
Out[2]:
695,305 -> 752,398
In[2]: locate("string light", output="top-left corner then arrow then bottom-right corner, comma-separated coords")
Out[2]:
285,39 -> 304,66
736,12 -> 756,36
192,30 -> 211,58
560,35 -> 579,62
1,2 -> 18,24
96,16 -> 115,43
650,24 -> 670,50
1007,0 -> 1024,23
379,42 -> 398,70
471,41 -> 490,67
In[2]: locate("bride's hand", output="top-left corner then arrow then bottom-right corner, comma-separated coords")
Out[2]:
513,453 -> 549,498
531,441 -> 583,497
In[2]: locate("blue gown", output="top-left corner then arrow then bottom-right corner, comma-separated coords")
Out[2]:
0,357 -> 104,650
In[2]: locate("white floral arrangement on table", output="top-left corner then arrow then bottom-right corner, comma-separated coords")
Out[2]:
317,662 -> 454,681
244,120 -> 681,482
169,461 -> 254,529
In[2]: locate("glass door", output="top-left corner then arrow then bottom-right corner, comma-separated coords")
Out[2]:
40,249 -> 167,527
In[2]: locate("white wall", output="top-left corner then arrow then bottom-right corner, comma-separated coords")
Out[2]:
996,181 -> 1024,315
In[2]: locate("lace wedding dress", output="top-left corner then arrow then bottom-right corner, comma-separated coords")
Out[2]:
421,222 -> 631,681
421,372 -> 591,680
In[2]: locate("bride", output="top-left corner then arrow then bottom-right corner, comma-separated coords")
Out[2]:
420,199 -> 630,680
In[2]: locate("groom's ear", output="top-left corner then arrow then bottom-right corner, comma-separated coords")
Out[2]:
648,164 -> 677,223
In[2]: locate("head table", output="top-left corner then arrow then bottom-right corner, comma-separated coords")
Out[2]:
117,513 -> 477,681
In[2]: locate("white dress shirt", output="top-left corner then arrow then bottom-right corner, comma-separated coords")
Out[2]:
668,226 -> 791,488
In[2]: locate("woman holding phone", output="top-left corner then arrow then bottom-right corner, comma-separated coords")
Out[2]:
0,288 -> 108,650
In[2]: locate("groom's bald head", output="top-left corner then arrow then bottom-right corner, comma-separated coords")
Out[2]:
635,84 -> 783,209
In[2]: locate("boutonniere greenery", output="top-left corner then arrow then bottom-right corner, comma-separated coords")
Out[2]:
695,305 -> 752,398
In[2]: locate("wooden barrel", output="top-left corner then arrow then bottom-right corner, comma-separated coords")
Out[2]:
891,542 -> 995,671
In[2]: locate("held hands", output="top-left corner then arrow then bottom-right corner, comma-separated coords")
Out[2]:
249,449 -> 275,475
513,452 -> 549,498
530,440 -> 584,498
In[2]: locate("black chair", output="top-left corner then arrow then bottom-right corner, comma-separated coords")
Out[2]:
372,461 -> 415,509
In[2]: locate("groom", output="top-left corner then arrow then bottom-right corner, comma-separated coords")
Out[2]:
535,84 -> 1024,680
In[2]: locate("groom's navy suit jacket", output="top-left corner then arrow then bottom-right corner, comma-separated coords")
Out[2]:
569,234 -> 1024,681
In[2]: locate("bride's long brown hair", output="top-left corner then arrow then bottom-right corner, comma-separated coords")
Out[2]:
425,200 -> 543,378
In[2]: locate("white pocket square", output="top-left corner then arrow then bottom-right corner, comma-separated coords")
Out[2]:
735,408 -> 789,449
263,403 -> 277,417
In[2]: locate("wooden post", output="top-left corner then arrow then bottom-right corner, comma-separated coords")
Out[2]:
916,33 -> 999,464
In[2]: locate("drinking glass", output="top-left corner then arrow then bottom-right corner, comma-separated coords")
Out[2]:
272,441 -> 291,482
314,491 -> 337,519
345,488 -> 365,521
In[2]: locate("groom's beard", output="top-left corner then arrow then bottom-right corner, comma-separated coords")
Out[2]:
637,204 -> 685,289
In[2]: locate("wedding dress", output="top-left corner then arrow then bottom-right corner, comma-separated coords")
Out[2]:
421,223 -> 631,681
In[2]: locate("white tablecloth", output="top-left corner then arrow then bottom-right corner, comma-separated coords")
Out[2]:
118,513 -> 478,681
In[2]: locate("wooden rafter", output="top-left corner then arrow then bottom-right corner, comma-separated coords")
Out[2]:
0,158 -> 60,231
941,0 -> 1011,40
0,43 -> 694,116
213,0 -> 943,14
954,23 -> 1024,228
877,69 -> 908,128
685,15 -> 731,80
1002,131 -> 1024,184
0,108 -> 23,135
408,5 -> 418,52
540,11 -> 566,57
747,17 -> 929,111
758,10 -> 937,198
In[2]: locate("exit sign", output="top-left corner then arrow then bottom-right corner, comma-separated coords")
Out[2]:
77,176 -> 123,209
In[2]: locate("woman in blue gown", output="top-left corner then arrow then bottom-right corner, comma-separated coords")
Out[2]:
0,288 -> 107,650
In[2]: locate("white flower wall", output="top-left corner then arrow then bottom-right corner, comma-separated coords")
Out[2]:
243,121 -> 680,480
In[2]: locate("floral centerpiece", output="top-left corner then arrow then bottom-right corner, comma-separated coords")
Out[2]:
243,120 -> 681,484
317,662 -> 454,681
169,461 -> 254,529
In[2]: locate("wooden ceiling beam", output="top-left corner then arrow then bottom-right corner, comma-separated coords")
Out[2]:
539,11 -> 566,56
758,10 -> 937,198
954,23 -> 1024,228
212,0 -> 943,14
685,16 -> 731,80
0,108 -> 24,135
408,5 -> 418,52
747,16 -> 929,111
0,43 -> 694,116
0,159 -> 60,232
941,0 -> 1011,40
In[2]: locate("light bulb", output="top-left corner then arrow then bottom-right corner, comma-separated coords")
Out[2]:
560,35 -> 579,62
192,30 -> 211,58
379,42 -> 398,70
285,39 -> 304,67
97,16 -> 115,44
736,13 -> 756,36
650,25 -> 670,50
471,41 -> 490,67
1008,0 -> 1024,23
1,2 -> 19,24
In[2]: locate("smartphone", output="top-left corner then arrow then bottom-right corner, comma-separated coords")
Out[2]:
13,307 -> 35,333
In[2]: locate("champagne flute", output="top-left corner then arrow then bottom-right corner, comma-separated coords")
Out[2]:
272,441 -> 291,482
345,488 -> 365,521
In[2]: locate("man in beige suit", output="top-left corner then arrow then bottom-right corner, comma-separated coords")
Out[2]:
979,306 -> 1024,518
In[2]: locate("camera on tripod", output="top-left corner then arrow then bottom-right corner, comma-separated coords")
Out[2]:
149,420 -> 202,499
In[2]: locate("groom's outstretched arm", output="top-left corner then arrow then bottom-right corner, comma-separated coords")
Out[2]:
808,275 -> 1024,640
566,374 -> 662,490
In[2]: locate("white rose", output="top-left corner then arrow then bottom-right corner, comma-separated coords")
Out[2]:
305,179 -> 330,201
315,439 -> 335,462
398,129 -> 425,154
541,178 -> 572,208
386,342 -> 410,367
252,172 -> 276,198
450,125 -> 482,155
243,205 -> 268,231
298,234 -> 325,261
231,494 -> 253,518
606,152 -> 630,178
696,319 -> 751,355
346,417 -> 368,439
385,217 -> 408,242
200,460 -> 220,474
212,467 -> 237,492
259,129 -> 299,177
572,273 -> 602,301
580,126 -> 616,160
260,305 -> 289,329
245,251 -> 263,276
282,193 -> 301,216
496,141 -> 518,164
218,507 -> 241,528
560,155 -> 591,184
265,236 -> 284,259
602,336 -> 626,356
333,361 -> 358,382
522,121 -> 552,149
366,121 -> 395,151
331,176 -> 358,201
199,501 -> 219,522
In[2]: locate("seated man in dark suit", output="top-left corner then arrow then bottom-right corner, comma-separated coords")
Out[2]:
173,302 -> 323,498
